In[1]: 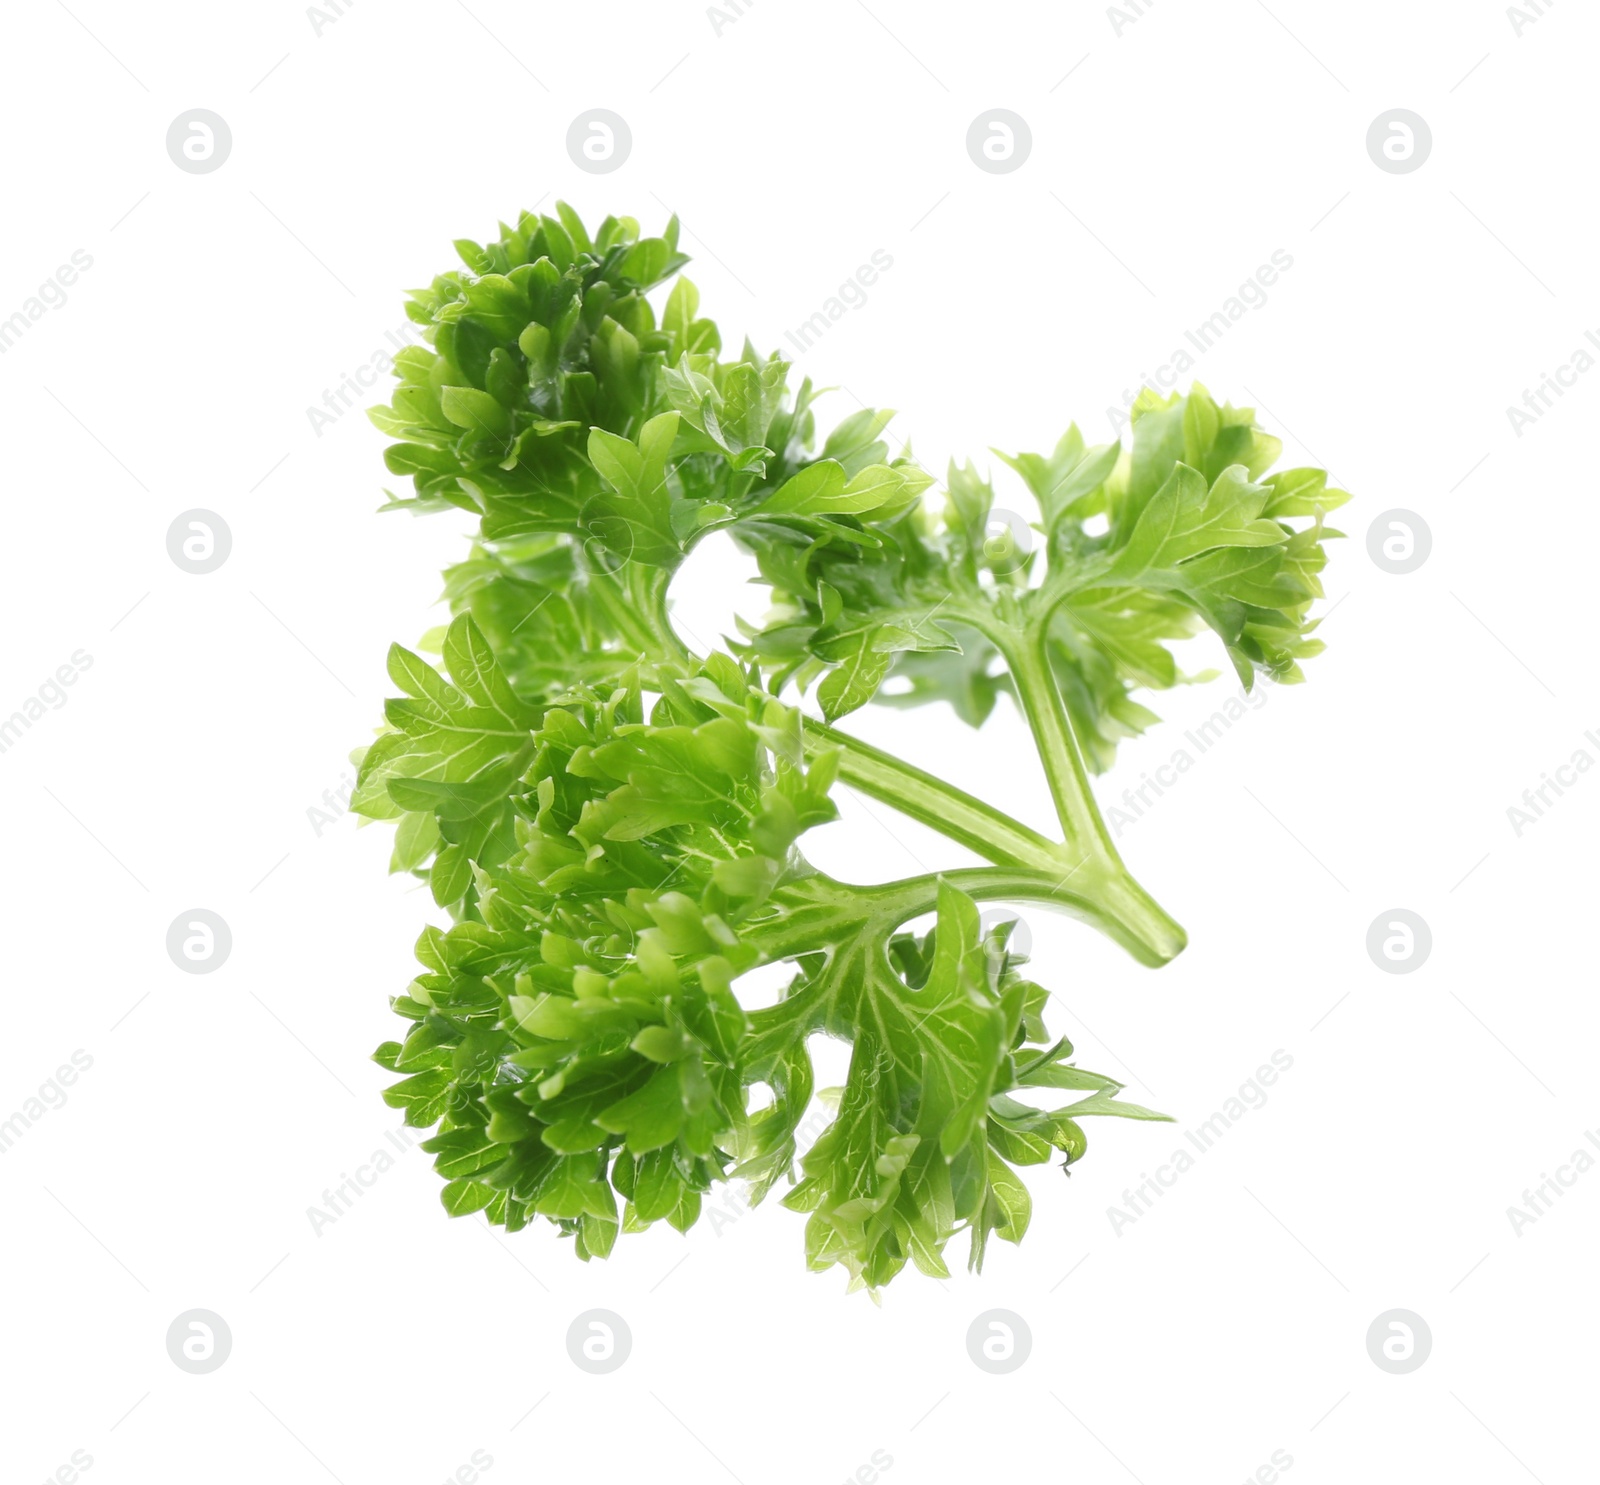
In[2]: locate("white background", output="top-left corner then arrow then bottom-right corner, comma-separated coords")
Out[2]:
2,2 -> 1596,1481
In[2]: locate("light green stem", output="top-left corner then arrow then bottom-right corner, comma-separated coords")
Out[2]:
984,620 -> 1187,965
746,862 -> 1182,970
806,722 -> 1066,872
989,622 -> 1119,860
587,563 -> 683,661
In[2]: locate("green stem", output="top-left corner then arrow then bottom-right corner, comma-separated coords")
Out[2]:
1090,872 -> 1187,966
745,864 -> 1181,969
806,721 -> 1068,873
651,557 -> 1183,964
988,621 -> 1118,861
588,563 -> 687,662
983,620 -> 1187,965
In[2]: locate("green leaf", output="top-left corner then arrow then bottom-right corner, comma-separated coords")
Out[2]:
632,1025 -> 691,1063
994,426 -> 1118,529
1058,1088 -> 1173,1122
1110,464 -> 1283,578
441,1178 -> 496,1216
440,386 -> 511,440
585,411 -> 682,566
596,1064 -> 687,1154
817,635 -> 890,721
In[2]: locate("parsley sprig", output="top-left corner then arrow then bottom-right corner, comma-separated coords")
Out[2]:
354,205 -> 1345,1288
